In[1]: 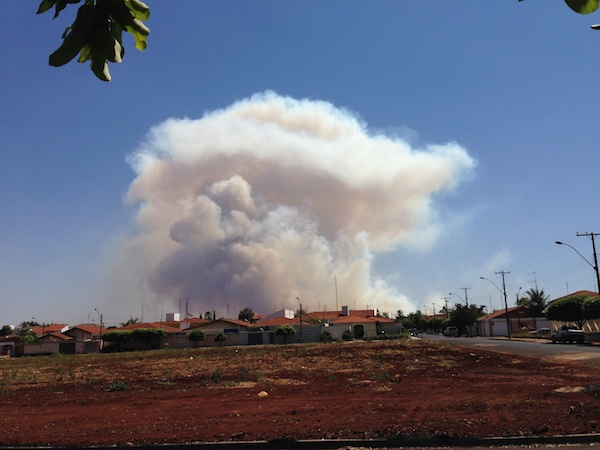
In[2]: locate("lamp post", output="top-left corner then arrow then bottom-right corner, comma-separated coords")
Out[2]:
480,275 -> 511,340
94,308 -> 103,351
449,292 -> 466,306
556,238 -> 600,294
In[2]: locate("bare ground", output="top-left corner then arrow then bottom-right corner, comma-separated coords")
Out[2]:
0,339 -> 599,447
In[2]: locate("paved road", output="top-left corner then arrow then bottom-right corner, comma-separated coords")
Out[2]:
418,333 -> 600,367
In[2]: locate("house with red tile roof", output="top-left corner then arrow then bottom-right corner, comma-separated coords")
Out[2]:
65,324 -> 103,341
31,323 -> 69,338
476,306 -> 550,337
241,307 -> 401,343
477,290 -> 600,337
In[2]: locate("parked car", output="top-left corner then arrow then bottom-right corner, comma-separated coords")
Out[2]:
528,328 -> 551,336
551,326 -> 585,344
443,326 -> 459,337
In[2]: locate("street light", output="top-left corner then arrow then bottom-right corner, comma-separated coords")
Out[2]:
94,308 -> 103,351
480,276 -> 511,340
449,292 -> 466,306
556,239 -> 600,293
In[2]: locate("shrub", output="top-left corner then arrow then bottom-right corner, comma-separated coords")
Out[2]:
214,331 -> 227,345
275,324 -> 296,344
107,380 -> 129,392
210,367 -> 223,384
131,328 -> 167,349
188,329 -> 206,348
320,331 -> 333,343
342,330 -> 354,341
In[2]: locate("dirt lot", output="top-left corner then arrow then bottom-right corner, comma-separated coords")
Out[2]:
0,339 -> 599,447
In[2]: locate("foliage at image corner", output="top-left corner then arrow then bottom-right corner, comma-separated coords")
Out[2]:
37,0 -> 150,81
520,0 -> 599,14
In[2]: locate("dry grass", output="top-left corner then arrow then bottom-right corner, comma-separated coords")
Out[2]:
0,339 -> 446,390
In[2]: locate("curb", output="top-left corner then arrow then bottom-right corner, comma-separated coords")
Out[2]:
3,434 -> 600,450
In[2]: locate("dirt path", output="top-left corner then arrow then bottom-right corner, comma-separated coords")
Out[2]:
1,340 -> 599,447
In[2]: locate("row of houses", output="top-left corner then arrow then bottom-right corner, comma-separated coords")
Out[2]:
476,290 -> 600,339
1,306 -> 402,356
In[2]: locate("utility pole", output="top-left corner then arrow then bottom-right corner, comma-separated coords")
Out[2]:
460,287 -> 471,307
577,232 -> 600,293
496,271 -> 511,340
297,297 -> 303,343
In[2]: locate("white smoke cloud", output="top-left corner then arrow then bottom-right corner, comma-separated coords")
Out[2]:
114,92 -> 475,317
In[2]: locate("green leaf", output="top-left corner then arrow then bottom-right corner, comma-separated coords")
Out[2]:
124,0 -> 150,20
125,19 -> 149,50
77,45 -> 91,62
37,0 -> 57,14
53,0 -> 81,19
564,0 -> 600,14
48,3 -> 95,66
90,49 -> 111,81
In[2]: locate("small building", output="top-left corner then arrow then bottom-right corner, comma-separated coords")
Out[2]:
477,306 -> 550,337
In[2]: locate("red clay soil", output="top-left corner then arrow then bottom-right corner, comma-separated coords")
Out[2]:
0,340 -> 599,447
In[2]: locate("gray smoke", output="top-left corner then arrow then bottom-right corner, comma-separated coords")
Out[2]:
113,92 -> 475,317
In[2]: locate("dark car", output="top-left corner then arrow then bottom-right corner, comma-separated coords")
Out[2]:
551,326 -> 585,344
443,326 -> 459,337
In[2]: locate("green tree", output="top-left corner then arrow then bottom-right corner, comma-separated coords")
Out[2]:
37,0 -> 150,81
214,331 -> 227,346
188,328 -> 206,348
120,316 -> 140,326
517,288 -> 549,329
517,288 -> 549,317
0,325 -> 12,337
395,310 -> 405,322
583,296 -> 600,320
238,307 -> 256,323
426,317 -> 444,333
404,311 -> 426,331
546,295 -> 589,329
17,321 -> 38,339
275,324 -> 296,344
204,311 -> 213,321
131,327 -> 167,349
449,304 -> 486,335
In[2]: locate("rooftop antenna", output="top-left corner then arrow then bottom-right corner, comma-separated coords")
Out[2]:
528,272 -> 538,290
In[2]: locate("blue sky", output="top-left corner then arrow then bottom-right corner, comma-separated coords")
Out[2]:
1,1 -> 599,327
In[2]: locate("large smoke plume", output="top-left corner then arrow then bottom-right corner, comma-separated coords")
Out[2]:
114,92 -> 474,317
